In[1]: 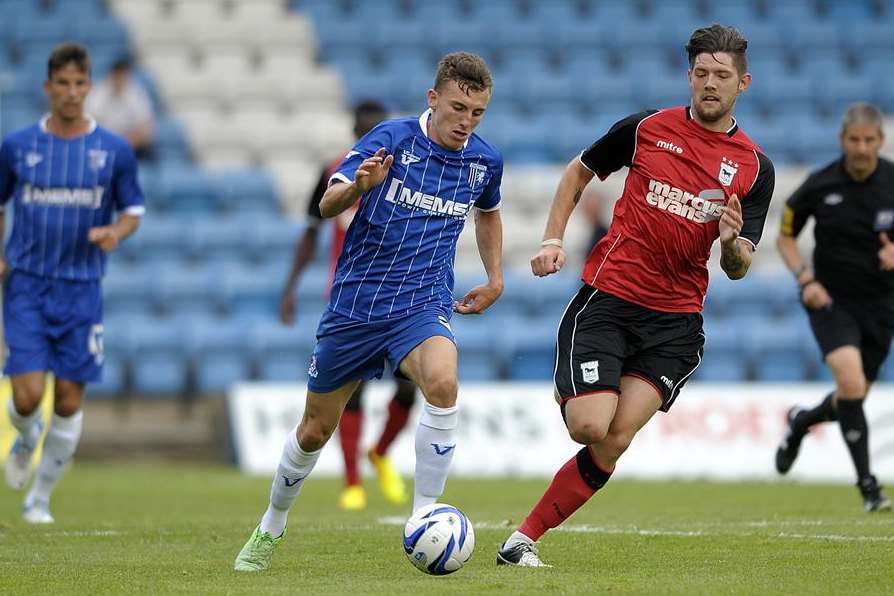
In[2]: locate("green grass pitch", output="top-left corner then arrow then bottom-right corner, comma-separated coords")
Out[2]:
1,463 -> 892,595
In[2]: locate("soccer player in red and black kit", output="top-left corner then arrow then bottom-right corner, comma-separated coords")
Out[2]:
279,100 -> 417,511
775,102 -> 892,513
496,25 -> 775,567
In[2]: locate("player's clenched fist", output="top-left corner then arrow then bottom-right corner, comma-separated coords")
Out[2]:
531,245 -> 565,277
354,147 -> 394,193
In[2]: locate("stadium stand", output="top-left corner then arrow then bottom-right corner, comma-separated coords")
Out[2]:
2,0 -> 894,396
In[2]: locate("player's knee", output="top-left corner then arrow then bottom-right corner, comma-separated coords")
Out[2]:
12,381 -> 45,413
422,375 -> 457,408
567,419 -> 610,445
297,419 -> 335,451
837,376 -> 867,399
602,428 -> 636,458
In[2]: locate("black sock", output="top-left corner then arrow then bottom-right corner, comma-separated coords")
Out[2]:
836,399 -> 871,481
793,392 -> 837,433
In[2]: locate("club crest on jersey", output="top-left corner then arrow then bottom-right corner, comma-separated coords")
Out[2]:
718,157 -> 738,187
468,163 -> 487,189
824,193 -> 843,206
401,150 -> 422,166
25,152 -> 43,168
580,360 -> 600,384
88,149 -> 108,171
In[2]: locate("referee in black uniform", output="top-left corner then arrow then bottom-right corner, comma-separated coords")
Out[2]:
775,102 -> 893,512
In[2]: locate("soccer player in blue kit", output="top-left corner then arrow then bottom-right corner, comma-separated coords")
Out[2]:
235,52 -> 504,572
1,44 -> 144,523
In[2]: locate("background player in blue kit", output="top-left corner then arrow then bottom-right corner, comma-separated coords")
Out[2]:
1,44 -> 144,524
235,52 -> 504,572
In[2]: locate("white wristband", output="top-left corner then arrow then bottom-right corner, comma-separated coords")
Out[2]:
541,238 -> 563,248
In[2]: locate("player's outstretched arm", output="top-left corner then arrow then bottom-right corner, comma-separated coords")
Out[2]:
88,213 -> 140,253
320,148 -> 393,218
531,158 -> 594,277
455,208 -> 503,315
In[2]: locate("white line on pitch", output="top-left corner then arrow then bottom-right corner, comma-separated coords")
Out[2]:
379,517 -> 893,542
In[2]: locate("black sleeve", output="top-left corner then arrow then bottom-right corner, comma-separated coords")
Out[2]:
779,170 -> 820,238
739,151 -> 775,247
305,166 -> 328,223
579,110 -> 658,180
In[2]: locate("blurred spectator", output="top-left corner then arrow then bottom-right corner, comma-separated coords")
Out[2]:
87,56 -> 155,160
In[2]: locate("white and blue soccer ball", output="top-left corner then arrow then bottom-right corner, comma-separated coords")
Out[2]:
402,503 -> 475,575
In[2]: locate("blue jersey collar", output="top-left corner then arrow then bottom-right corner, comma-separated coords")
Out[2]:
39,113 -> 98,137
418,109 -> 469,151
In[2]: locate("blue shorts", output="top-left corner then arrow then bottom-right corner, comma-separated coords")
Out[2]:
3,270 -> 104,383
307,308 -> 455,393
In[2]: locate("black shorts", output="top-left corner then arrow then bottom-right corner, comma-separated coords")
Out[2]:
806,299 -> 894,382
553,285 -> 704,412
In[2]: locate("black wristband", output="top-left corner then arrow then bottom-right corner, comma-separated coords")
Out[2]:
799,279 -> 819,291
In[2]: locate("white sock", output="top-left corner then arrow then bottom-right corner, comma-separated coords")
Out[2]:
413,402 -> 458,512
259,428 -> 322,537
6,400 -> 42,449
505,530 -> 535,549
26,411 -> 83,506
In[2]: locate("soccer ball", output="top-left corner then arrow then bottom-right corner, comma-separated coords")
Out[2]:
402,503 -> 475,575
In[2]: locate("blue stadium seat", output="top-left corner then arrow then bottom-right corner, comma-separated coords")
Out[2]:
698,317 -> 749,381
823,0 -> 875,19
188,216 -> 257,266
220,262 -> 284,317
431,20 -> 494,56
128,317 -> 189,395
796,50 -> 854,80
118,214 -> 189,265
215,169 -> 279,214
252,322 -> 315,382
90,351 -> 126,398
252,217 -> 303,261
815,73 -> 874,115
842,22 -> 894,53
452,317 -> 503,381
694,351 -> 748,382
153,117 -> 192,165
103,264 -> 158,318
749,320 -> 809,381
156,264 -> 219,318
505,319 -> 557,381
188,318 -> 254,394
159,166 -> 221,212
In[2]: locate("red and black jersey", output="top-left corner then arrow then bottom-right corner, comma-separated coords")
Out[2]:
306,153 -> 361,288
580,106 -> 775,313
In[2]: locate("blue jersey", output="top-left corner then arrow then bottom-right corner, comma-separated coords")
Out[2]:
0,116 -> 145,281
328,110 -> 503,322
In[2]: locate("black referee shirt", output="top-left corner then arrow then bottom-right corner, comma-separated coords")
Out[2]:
781,156 -> 894,301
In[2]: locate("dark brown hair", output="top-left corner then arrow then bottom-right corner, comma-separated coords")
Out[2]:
686,24 -> 748,75
433,52 -> 492,95
47,43 -> 91,79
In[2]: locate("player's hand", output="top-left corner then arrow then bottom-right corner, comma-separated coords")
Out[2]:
453,282 -> 503,315
719,194 -> 743,244
88,226 -> 120,252
354,148 -> 393,193
801,280 -> 833,310
279,291 -> 296,326
531,245 -> 566,277
878,232 -> 894,271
